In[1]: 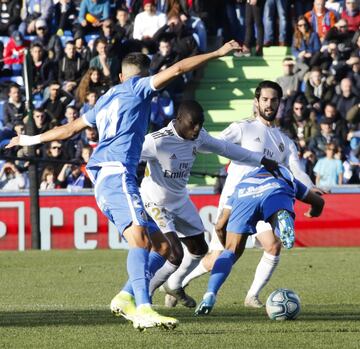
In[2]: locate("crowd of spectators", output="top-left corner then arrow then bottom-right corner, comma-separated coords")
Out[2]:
0,0 -> 359,190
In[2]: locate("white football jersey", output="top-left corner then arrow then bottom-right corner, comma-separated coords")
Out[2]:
140,120 -> 263,208
218,117 -> 314,207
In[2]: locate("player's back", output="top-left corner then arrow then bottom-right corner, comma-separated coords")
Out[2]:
236,166 -> 307,203
220,118 -> 293,199
83,76 -> 156,177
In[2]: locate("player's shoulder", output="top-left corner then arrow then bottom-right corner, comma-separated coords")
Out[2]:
150,127 -> 175,141
232,117 -> 256,128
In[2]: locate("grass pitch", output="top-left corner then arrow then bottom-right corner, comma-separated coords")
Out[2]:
0,248 -> 359,348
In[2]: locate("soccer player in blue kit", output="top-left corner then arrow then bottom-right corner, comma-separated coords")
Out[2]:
6,40 -> 243,330
194,165 -> 324,315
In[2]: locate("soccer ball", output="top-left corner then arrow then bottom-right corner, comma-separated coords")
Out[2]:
266,288 -> 301,320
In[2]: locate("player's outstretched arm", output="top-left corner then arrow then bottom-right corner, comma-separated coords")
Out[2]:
152,40 -> 241,90
198,132 -> 278,170
301,190 -> 325,218
5,118 -> 88,149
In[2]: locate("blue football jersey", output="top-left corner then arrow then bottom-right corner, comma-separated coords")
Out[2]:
226,165 -> 309,210
82,76 -> 156,178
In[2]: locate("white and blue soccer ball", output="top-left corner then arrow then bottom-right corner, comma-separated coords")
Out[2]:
266,288 -> 301,321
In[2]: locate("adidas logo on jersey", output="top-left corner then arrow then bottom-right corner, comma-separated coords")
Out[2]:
170,153 -> 177,159
254,137 -> 261,143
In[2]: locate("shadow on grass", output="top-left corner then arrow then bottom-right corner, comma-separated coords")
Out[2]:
1,306 -> 359,328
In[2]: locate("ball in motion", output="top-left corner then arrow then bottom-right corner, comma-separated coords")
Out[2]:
266,288 -> 301,320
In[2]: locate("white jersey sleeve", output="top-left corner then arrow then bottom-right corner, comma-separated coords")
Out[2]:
197,129 -> 263,166
287,140 -> 315,188
140,134 -> 157,161
218,121 -> 244,143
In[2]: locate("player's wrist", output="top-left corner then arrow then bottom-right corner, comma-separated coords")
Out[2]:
19,135 -> 42,146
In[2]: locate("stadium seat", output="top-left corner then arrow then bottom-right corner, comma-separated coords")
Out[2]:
60,35 -> 74,47
85,34 -> 99,46
0,76 -> 24,86
12,63 -> 22,76
0,100 -> 5,124
0,36 -> 10,46
24,35 -> 36,42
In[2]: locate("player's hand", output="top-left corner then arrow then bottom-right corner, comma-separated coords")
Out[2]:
304,209 -> 313,218
216,40 -> 242,57
5,136 -> 20,149
311,187 -> 328,196
260,157 -> 278,173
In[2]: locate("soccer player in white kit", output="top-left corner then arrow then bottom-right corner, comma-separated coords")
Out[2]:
137,100 -> 277,306
178,81 -> 318,308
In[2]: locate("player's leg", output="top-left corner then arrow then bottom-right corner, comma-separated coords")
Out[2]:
160,200 -> 208,307
245,222 -> 281,308
96,171 -> 177,329
121,228 -> 170,298
162,232 -> 208,308
149,230 -> 184,296
138,198 -> 185,297
245,194 -> 296,308
181,203 -> 229,288
195,232 -> 248,315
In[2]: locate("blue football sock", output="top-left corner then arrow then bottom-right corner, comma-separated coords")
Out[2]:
207,249 -> 236,295
126,247 -> 150,306
122,251 -> 165,297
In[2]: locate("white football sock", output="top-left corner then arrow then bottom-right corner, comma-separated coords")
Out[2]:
181,260 -> 208,288
149,260 -> 178,296
247,251 -> 280,298
166,249 -> 204,290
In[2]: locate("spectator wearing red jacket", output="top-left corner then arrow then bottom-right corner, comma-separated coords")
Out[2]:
305,0 -> 337,41
341,0 -> 360,33
3,31 -> 29,65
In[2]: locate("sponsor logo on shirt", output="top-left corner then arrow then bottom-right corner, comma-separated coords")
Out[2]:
170,153 -> 177,159
279,142 -> 285,152
254,137 -> 261,143
163,169 -> 190,179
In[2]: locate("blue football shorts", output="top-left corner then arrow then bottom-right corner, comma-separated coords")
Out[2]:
93,167 -> 159,237
227,192 -> 294,235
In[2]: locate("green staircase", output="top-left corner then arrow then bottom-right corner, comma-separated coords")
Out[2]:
189,47 -> 289,186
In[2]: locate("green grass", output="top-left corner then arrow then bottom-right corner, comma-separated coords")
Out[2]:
1,248 -> 359,348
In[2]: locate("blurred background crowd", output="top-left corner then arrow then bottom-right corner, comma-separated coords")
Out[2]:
0,0 -> 359,191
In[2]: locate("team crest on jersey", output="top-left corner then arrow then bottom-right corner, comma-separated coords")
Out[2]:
131,194 -> 142,209
192,147 -> 197,156
279,142 -> 285,152
170,153 -> 177,159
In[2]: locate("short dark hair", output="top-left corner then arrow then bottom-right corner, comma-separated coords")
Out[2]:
65,40 -> 75,47
8,83 -> 20,92
30,42 -> 43,50
177,100 -> 204,122
254,80 -> 283,100
34,107 -> 45,114
121,52 -> 151,71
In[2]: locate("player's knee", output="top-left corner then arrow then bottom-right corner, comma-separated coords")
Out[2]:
168,244 -> 184,266
263,236 -> 282,255
156,240 -> 171,258
188,241 -> 208,256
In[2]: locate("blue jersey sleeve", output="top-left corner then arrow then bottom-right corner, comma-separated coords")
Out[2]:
131,76 -> 156,100
82,107 -> 97,127
224,193 -> 235,209
294,178 -> 309,200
